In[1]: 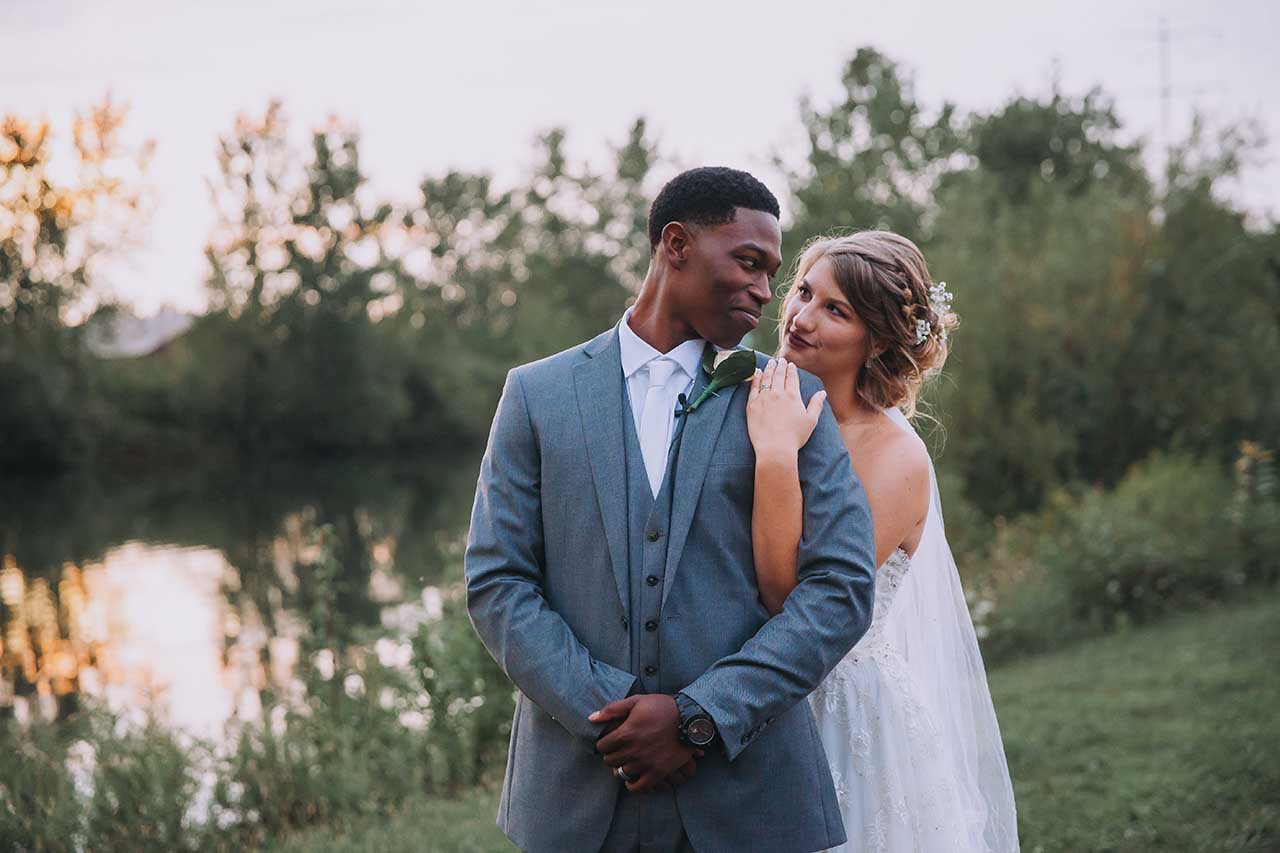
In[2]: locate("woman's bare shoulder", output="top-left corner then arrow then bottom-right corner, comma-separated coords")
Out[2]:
852,416 -> 931,503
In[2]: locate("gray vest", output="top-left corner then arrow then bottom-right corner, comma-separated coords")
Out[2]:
620,369 -> 703,691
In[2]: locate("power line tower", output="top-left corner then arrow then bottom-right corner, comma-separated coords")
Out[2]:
1153,15 -> 1225,179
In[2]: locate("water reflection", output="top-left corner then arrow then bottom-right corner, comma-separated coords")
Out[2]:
0,450 -> 482,738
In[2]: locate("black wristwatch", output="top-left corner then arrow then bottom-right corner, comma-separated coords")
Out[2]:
674,692 -> 718,747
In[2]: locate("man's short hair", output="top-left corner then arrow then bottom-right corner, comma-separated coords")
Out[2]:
647,166 -> 780,253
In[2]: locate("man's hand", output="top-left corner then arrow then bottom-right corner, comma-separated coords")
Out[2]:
590,695 -> 703,793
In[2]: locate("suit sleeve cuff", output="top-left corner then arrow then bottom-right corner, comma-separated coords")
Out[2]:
587,670 -> 639,753
678,681 -> 776,762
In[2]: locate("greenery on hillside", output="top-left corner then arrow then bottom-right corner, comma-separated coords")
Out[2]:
269,592 -> 1280,853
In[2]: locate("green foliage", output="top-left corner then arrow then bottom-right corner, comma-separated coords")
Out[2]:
0,98 -> 150,471
0,528 -> 513,851
275,593 -> 1280,853
973,448 -> 1279,662
970,87 -> 1148,204
1124,124 -> 1280,461
395,121 -> 654,440
0,717 -> 83,851
214,662 -> 427,846
7,58 -> 1277,506
928,175 -> 1155,515
198,103 -> 411,453
1231,443 -> 1280,586
86,722 -> 196,852
410,591 -> 514,791
782,47 -> 964,247
1038,453 -> 1234,628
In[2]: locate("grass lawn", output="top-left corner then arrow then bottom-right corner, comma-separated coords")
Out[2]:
273,592 -> 1279,852
268,786 -> 508,853
992,591 -> 1278,851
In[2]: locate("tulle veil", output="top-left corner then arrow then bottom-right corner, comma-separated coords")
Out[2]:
880,407 -> 1020,851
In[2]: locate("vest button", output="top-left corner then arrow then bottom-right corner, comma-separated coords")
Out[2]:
645,620 -> 658,632
644,665 -> 657,675
646,530 -> 660,542
646,575 -> 659,586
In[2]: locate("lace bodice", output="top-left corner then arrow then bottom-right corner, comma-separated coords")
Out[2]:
856,547 -> 911,651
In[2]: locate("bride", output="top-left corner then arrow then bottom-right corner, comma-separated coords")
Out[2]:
746,231 -> 1019,852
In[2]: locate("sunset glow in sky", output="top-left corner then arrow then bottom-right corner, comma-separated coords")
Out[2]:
5,0 -> 1277,315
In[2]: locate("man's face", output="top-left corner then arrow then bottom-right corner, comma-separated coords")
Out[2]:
678,208 -> 782,349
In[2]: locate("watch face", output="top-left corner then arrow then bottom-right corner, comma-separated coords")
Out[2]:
687,716 -> 715,746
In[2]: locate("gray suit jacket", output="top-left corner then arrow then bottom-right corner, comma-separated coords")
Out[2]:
465,326 -> 876,852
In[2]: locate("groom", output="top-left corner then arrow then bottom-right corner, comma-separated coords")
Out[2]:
465,166 -> 876,852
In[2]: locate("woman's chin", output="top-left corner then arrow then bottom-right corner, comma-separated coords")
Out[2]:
778,345 -> 811,369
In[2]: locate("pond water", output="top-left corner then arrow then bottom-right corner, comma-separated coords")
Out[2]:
0,450 -> 484,740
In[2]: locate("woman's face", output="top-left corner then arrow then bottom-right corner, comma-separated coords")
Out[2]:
776,255 -> 874,383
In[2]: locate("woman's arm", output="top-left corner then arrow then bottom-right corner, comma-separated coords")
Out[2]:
752,448 -> 803,615
747,359 -> 826,616
747,362 -> 934,616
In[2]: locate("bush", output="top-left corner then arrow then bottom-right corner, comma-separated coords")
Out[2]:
0,531 -> 514,850
1231,441 -> 1280,587
1039,453 -> 1234,630
0,718 -> 83,851
975,447 -> 1278,663
409,590 -> 514,792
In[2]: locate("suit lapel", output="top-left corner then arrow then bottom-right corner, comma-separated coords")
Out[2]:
662,344 -> 743,608
572,328 -> 631,619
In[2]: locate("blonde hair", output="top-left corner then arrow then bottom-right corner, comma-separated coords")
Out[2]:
778,230 -> 957,419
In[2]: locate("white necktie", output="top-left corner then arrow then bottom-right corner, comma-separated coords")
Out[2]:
639,358 -> 679,497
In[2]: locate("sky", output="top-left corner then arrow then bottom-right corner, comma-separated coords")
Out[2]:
4,0 -> 1278,315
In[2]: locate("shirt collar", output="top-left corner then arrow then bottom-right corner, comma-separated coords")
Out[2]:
617,306 -> 711,382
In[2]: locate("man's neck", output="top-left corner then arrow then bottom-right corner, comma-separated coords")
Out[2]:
628,287 -> 700,355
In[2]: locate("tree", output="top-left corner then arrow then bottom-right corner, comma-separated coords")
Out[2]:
782,47 -> 965,250
770,48 -> 965,347
201,102 -> 408,452
0,97 -> 150,469
969,87 -> 1148,206
392,119 -> 659,439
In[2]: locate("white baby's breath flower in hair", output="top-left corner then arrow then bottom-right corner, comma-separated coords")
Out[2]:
918,280 -> 955,344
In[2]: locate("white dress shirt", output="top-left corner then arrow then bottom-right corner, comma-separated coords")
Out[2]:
617,307 -> 707,495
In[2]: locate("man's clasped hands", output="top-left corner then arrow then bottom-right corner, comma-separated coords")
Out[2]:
589,694 -> 706,794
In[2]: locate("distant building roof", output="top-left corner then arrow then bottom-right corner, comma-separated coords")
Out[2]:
84,306 -> 195,359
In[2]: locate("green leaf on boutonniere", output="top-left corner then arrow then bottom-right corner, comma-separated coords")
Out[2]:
677,348 -> 757,416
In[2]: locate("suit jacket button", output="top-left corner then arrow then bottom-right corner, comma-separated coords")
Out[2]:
646,530 -> 660,542
644,665 -> 657,675
621,618 -> 628,629
644,620 -> 657,632
646,575 -> 659,586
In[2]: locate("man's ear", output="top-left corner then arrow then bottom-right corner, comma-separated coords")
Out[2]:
660,221 -> 694,270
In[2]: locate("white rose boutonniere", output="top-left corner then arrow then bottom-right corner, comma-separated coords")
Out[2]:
677,347 -> 757,417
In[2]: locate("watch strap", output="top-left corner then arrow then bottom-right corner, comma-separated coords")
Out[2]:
674,691 -> 718,743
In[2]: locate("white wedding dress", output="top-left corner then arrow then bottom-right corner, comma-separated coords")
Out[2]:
807,410 -> 1019,853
